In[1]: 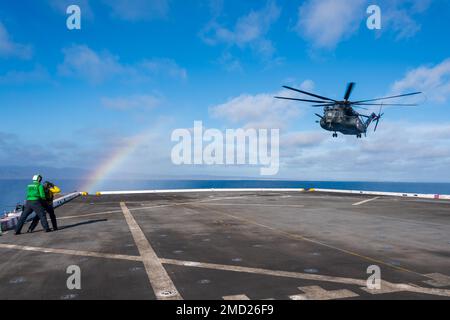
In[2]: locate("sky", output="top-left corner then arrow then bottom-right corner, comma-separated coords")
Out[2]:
1,0 -> 450,183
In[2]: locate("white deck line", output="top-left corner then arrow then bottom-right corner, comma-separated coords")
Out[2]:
96,188 -> 305,195
94,188 -> 450,200
120,202 -> 182,300
352,197 -> 380,206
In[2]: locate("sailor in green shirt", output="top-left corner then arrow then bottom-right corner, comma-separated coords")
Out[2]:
15,174 -> 51,235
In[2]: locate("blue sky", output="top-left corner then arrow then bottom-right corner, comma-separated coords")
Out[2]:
1,0 -> 450,182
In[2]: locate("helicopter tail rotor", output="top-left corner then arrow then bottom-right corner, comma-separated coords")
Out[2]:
373,105 -> 384,132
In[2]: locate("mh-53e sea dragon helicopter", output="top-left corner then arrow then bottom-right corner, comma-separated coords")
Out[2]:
275,82 -> 421,138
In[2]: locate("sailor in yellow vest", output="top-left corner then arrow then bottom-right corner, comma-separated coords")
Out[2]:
15,175 -> 51,235
27,181 -> 61,233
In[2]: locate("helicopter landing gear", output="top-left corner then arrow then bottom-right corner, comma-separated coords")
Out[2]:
356,134 -> 362,138
332,133 -> 338,138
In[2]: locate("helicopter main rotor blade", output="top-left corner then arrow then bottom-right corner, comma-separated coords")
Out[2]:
311,103 -> 336,107
353,103 -> 418,106
314,113 -> 323,119
282,86 -> 337,102
351,91 -> 421,104
274,96 -> 330,103
344,82 -> 355,101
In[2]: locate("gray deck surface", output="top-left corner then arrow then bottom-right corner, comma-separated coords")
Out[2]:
0,191 -> 449,300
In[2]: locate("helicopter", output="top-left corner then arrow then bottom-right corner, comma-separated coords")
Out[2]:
275,82 -> 421,138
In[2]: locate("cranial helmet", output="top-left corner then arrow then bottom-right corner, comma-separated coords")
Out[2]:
32,174 -> 42,183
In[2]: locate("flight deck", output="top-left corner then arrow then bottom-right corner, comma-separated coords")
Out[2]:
0,190 -> 449,300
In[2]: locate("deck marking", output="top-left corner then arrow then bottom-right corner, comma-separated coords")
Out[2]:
58,196 -> 251,221
161,258 -> 450,298
352,197 -> 380,206
423,273 -> 450,288
192,203 -> 429,278
223,295 -> 250,300
131,196 -> 252,213
160,258 -> 450,298
120,202 -> 182,300
289,286 -> 359,300
360,284 -> 409,295
0,243 -> 141,261
161,257 -> 367,285
203,203 -> 304,208
1,242 -> 449,298
62,199 -> 437,282
345,211 -> 449,227
58,209 -> 123,220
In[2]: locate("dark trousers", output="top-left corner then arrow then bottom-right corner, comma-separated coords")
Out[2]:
29,203 -> 57,232
15,200 -> 50,234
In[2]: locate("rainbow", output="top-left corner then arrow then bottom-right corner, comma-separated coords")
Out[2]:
81,131 -> 150,193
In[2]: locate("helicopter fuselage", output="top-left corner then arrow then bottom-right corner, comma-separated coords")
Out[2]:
319,105 -> 366,136
276,82 -> 417,138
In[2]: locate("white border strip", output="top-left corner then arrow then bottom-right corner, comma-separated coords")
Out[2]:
313,188 -> 450,200
95,188 -> 450,200
97,188 -> 305,195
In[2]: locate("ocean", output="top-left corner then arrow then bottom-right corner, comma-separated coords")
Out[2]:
2,179 -> 450,215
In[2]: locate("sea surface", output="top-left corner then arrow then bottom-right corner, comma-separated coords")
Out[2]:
2,179 -> 450,215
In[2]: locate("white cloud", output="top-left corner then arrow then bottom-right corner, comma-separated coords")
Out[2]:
382,0 -> 433,40
58,45 -> 125,84
391,58 -> 450,103
200,1 -> 281,59
279,121 -> 450,182
295,0 -> 366,50
295,0 -> 433,49
101,94 -> 162,110
58,44 -> 187,84
140,58 -> 187,80
103,0 -> 170,21
383,9 -> 421,40
210,93 -> 298,129
206,0 -> 224,18
281,131 -> 327,154
217,52 -> 243,72
0,65 -> 50,85
209,81 -> 314,129
0,22 -> 32,59
298,79 -> 315,92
